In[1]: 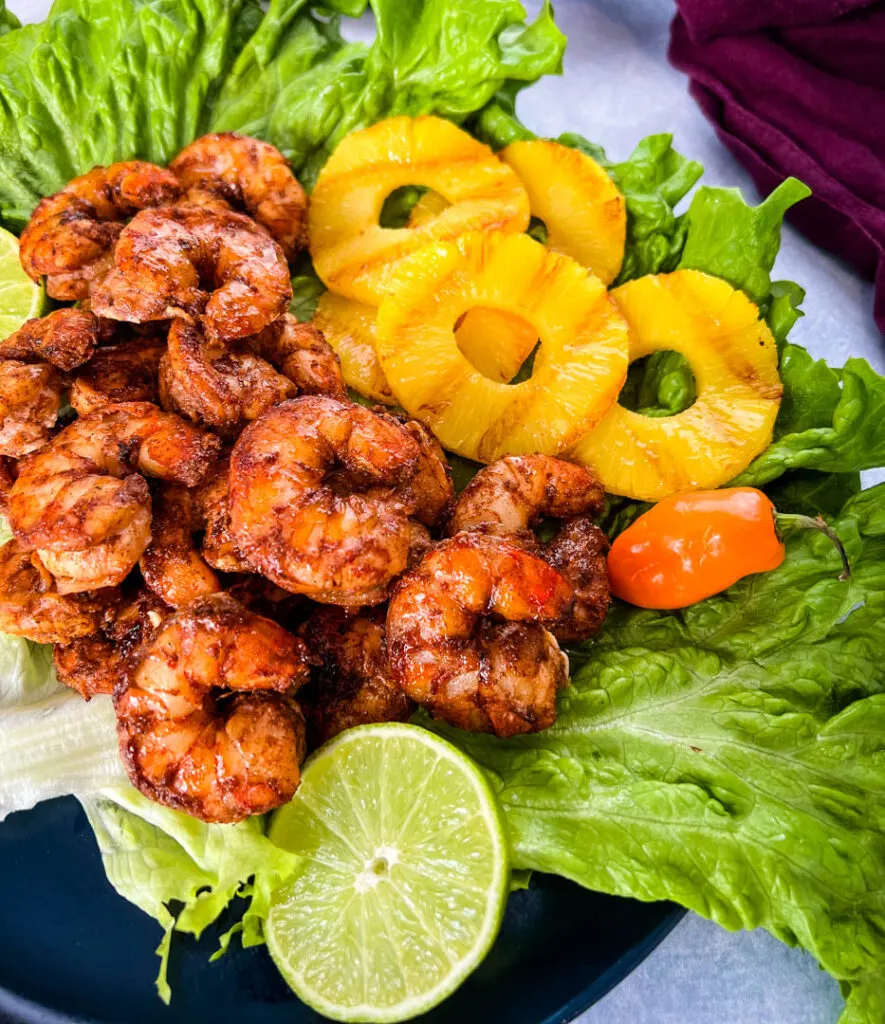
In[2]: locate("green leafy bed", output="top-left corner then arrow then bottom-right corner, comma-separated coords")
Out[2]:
0,1 -> 884,1021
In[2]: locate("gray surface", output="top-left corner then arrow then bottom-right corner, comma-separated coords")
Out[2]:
11,0 -> 882,1021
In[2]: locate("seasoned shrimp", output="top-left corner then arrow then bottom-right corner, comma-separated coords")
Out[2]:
386,533 -> 574,737
229,396 -> 432,606
0,309 -> 100,371
449,455 -> 610,642
159,315 -> 345,431
140,484 -> 220,607
376,412 -> 453,528
0,360 -> 66,457
54,587 -> 168,699
159,319 -> 296,432
193,459 -> 253,573
252,315 -> 345,400
19,162 -> 181,300
91,206 -> 292,343
0,456 -> 15,515
0,538 -> 116,644
170,133 -> 308,261
8,402 -> 219,593
69,335 -> 165,415
115,593 -> 310,823
298,605 -> 413,747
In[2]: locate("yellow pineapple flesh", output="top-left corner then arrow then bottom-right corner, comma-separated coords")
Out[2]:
571,269 -> 783,500
501,139 -> 626,286
309,116 -> 530,305
375,231 -> 629,462
313,292 -> 396,404
313,294 -> 537,402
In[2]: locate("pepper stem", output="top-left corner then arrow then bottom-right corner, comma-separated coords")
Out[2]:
775,513 -> 851,581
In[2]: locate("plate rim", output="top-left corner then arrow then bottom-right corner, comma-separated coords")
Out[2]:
548,906 -> 686,1024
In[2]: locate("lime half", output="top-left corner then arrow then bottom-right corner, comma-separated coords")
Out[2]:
0,226 -> 44,338
266,723 -> 510,1023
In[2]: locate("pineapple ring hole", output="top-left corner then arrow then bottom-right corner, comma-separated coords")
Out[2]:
618,350 -> 697,418
380,186 -> 451,229
453,307 -> 541,385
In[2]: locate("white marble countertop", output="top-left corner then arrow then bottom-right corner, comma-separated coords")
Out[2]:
10,1 -> 882,1022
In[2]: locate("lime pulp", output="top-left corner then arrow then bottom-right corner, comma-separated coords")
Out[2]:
0,226 -> 44,338
266,723 -> 510,1023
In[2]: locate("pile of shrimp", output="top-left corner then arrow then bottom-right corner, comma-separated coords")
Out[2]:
0,133 -> 613,823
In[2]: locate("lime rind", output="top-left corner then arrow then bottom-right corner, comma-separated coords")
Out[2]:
266,723 -> 510,1023
0,226 -> 44,336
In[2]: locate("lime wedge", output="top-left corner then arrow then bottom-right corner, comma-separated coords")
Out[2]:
266,723 -> 510,1023
0,226 -> 44,338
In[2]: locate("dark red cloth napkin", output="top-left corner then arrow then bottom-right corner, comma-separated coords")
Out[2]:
669,0 -> 885,335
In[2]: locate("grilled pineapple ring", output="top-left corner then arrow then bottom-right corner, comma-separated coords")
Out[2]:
501,140 -> 626,286
313,292 -> 397,404
309,116 -> 530,305
313,294 -> 537,404
572,270 -> 783,500
375,231 -> 629,462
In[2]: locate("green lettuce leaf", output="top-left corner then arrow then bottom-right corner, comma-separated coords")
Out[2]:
0,690 -> 125,819
736,357 -> 885,486
80,785 -> 299,1002
439,483 -> 885,1023
0,0 -> 566,226
678,178 -> 811,306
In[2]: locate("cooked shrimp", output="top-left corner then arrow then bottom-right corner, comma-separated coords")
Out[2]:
449,455 -> 610,642
449,455 -> 605,535
140,484 -> 220,607
193,459 -> 253,573
298,605 -> 413,748
54,587 -> 169,699
0,360 -> 66,458
69,335 -> 165,415
91,206 -> 292,343
543,517 -> 610,642
252,315 -> 345,400
229,396 -> 431,606
376,412 -> 453,528
158,319 -> 296,432
19,162 -> 181,300
115,593 -> 310,823
386,533 -> 574,737
0,456 -> 15,515
0,538 -> 116,644
170,133 -> 308,261
160,314 -> 345,431
0,309 -> 100,371
8,402 -> 219,593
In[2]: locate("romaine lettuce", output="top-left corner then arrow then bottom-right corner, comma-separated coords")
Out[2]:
80,785 -> 299,1001
440,483 -> 885,1024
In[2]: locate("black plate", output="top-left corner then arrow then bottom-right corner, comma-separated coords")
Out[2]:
0,797 -> 682,1024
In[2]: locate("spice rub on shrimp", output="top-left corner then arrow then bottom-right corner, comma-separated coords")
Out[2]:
386,533 -> 574,738
91,205 -> 292,343
0,360 -> 66,458
115,593 -> 310,823
170,133 -> 309,261
54,586 -> 168,699
193,459 -> 252,573
229,396 -> 438,606
69,335 -> 165,415
0,309 -> 101,371
298,605 -> 413,747
159,315 -> 345,432
8,402 -> 219,593
449,455 -> 610,642
19,162 -> 181,300
0,538 -> 116,644
140,484 -> 220,608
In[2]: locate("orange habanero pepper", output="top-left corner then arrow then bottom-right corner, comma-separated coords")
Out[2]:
607,487 -> 849,610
